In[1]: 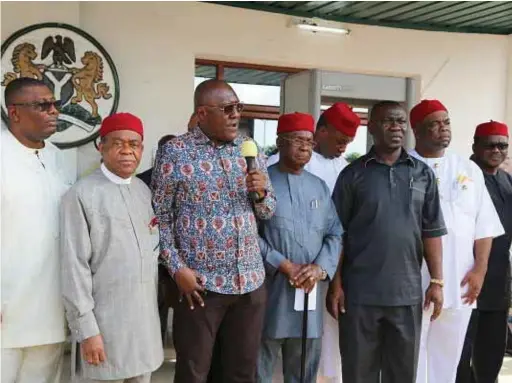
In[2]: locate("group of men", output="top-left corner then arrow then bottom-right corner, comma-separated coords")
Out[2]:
1,75 -> 512,383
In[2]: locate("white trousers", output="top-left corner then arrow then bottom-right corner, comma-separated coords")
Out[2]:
416,307 -> 472,383
317,290 -> 342,383
1,342 -> 64,383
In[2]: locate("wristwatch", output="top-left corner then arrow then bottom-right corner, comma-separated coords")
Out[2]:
320,268 -> 328,281
430,278 -> 444,288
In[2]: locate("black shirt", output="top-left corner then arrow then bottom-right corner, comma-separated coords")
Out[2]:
333,147 -> 447,306
137,167 -> 153,188
477,168 -> 512,310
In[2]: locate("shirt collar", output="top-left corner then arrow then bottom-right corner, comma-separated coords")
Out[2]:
363,146 -> 415,168
192,126 -> 243,147
101,163 -> 131,184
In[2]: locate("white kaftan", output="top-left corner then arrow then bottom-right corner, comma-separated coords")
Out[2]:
410,151 -> 504,383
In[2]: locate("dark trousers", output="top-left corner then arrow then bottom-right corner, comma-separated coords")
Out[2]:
455,309 -> 508,383
339,303 -> 422,383
157,264 -> 177,343
206,330 -> 224,383
173,285 -> 267,383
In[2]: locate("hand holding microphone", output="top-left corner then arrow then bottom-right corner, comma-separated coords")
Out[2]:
240,140 -> 267,202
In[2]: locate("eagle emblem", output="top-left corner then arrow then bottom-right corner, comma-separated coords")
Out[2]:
1,23 -> 119,148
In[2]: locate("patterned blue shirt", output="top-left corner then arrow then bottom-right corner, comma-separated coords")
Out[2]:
152,127 -> 276,295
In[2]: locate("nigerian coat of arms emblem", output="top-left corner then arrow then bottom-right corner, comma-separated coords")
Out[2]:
1,23 -> 120,148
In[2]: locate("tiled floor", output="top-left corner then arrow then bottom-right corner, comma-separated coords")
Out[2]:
62,350 -> 512,382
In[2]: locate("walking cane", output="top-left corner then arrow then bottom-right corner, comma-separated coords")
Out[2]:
300,291 -> 309,383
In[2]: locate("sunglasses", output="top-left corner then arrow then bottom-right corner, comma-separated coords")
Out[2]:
482,142 -> 509,151
10,100 -> 62,112
202,102 -> 244,115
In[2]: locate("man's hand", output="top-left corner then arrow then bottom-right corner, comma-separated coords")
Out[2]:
279,260 -> 303,285
293,264 -> 322,293
246,170 -> 267,196
424,284 -> 443,321
326,281 -> 345,320
174,267 -> 205,310
461,268 -> 486,305
81,335 -> 106,366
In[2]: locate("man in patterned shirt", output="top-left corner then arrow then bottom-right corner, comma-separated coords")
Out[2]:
152,79 -> 276,383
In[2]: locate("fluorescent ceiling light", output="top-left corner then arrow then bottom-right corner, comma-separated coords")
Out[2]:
295,20 -> 350,35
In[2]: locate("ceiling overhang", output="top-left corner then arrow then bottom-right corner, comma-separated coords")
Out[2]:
211,1 -> 512,35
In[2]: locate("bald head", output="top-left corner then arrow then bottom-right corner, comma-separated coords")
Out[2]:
194,79 -> 236,109
193,79 -> 241,144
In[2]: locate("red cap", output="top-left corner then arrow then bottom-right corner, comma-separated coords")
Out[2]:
322,102 -> 361,137
474,120 -> 509,138
277,112 -> 315,134
99,113 -> 144,139
410,100 -> 448,129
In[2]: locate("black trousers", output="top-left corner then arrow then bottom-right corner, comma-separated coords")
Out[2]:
157,264 -> 176,343
456,309 -> 508,383
339,304 -> 422,383
207,330 -> 224,383
173,285 -> 266,383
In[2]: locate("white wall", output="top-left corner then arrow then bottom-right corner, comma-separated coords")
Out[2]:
2,1 -> 510,173
506,35 -> 512,129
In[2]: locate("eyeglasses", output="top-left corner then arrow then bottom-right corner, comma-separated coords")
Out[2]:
280,136 -> 315,148
482,142 -> 509,151
10,100 -> 62,112
202,102 -> 244,115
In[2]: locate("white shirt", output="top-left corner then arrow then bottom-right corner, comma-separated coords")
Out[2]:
1,127 -> 73,348
267,151 -> 348,193
410,150 -> 504,309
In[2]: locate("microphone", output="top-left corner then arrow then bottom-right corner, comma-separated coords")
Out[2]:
240,140 -> 260,201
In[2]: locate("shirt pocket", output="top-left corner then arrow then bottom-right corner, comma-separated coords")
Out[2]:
407,176 -> 428,219
140,215 -> 160,283
309,200 -> 330,231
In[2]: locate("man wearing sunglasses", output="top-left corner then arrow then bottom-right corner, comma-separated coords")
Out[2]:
410,100 -> 504,383
456,121 -> 512,383
1,77 -> 71,383
152,79 -> 276,383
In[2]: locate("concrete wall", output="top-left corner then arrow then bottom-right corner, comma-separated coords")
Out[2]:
2,1 -> 510,174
